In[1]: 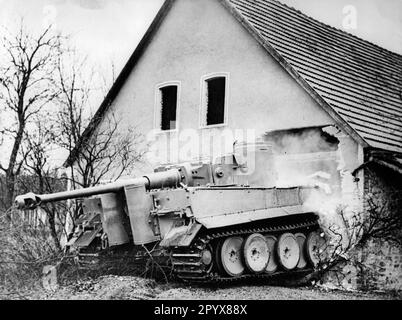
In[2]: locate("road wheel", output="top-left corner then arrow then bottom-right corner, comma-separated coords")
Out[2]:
306,231 -> 326,267
277,233 -> 300,271
243,233 -> 270,274
265,235 -> 278,274
216,236 -> 245,277
295,233 -> 307,269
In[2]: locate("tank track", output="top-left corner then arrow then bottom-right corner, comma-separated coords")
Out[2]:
171,215 -> 320,283
74,243 -> 150,271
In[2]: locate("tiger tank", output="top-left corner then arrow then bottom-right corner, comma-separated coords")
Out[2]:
15,142 -> 325,283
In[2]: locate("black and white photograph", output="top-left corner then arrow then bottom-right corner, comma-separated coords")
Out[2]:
0,0 -> 401,305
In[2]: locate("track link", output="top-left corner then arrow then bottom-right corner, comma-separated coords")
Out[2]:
171,215 -> 320,283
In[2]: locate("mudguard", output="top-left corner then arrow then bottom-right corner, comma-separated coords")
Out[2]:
159,222 -> 202,247
69,224 -> 103,248
196,205 -> 313,229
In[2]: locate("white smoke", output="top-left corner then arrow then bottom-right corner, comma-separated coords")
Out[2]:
266,127 -> 360,253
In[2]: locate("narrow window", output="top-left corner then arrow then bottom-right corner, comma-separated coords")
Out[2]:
206,77 -> 226,126
160,85 -> 178,131
200,74 -> 228,128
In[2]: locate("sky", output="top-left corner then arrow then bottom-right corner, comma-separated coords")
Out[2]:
280,0 -> 402,55
0,0 -> 165,73
0,0 -> 401,167
0,0 -> 401,71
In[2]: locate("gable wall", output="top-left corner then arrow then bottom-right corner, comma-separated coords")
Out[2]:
100,0 -> 348,173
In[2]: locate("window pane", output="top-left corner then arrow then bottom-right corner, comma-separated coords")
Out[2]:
206,77 -> 225,125
160,85 -> 177,130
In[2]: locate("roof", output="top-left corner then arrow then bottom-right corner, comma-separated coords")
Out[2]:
65,0 -> 402,166
226,0 -> 402,153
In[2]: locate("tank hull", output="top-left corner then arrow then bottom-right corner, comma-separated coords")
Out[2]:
15,143 -> 327,283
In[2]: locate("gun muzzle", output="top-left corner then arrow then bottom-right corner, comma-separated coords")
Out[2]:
15,193 -> 41,209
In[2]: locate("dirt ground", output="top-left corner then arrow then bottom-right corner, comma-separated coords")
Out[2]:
1,275 -> 400,300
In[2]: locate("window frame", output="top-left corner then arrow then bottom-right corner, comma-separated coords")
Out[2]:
199,72 -> 230,129
154,81 -> 181,133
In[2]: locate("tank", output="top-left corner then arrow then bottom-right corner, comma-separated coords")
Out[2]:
14,143 -> 325,283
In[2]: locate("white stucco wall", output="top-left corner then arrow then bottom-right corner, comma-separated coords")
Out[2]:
95,0 -> 343,174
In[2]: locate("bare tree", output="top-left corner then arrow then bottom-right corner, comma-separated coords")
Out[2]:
312,190 -> 402,288
359,191 -> 402,245
72,115 -> 145,187
52,52 -> 147,225
0,23 -> 145,290
19,119 -> 66,250
0,22 -> 63,214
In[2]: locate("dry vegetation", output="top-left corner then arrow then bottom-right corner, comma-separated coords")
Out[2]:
1,274 -> 400,300
0,208 -> 68,291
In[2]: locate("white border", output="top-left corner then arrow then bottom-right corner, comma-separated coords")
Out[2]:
199,72 -> 230,129
154,80 -> 181,134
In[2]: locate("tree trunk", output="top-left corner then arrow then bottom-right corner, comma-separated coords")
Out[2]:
47,207 -> 61,252
4,172 -> 16,218
4,121 -> 26,215
38,174 -> 61,252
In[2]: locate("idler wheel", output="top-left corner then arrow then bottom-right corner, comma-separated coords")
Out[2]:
201,244 -> 214,273
243,233 -> 270,274
264,235 -> 278,274
294,233 -> 307,269
277,233 -> 300,271
306,231 -> 327,267
216,236 -> 245,277
201,248 -> 212,266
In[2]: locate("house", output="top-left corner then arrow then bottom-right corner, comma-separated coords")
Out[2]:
66,0 -> 402,290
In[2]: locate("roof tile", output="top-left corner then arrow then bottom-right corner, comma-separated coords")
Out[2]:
229,0 -> 402,153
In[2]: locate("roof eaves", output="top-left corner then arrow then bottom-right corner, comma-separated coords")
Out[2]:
64,0 -> 176,167
218,0 -> 370,149
353,148 -> 402,176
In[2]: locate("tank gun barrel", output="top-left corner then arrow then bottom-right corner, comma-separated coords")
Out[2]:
15,169 -> 182,209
